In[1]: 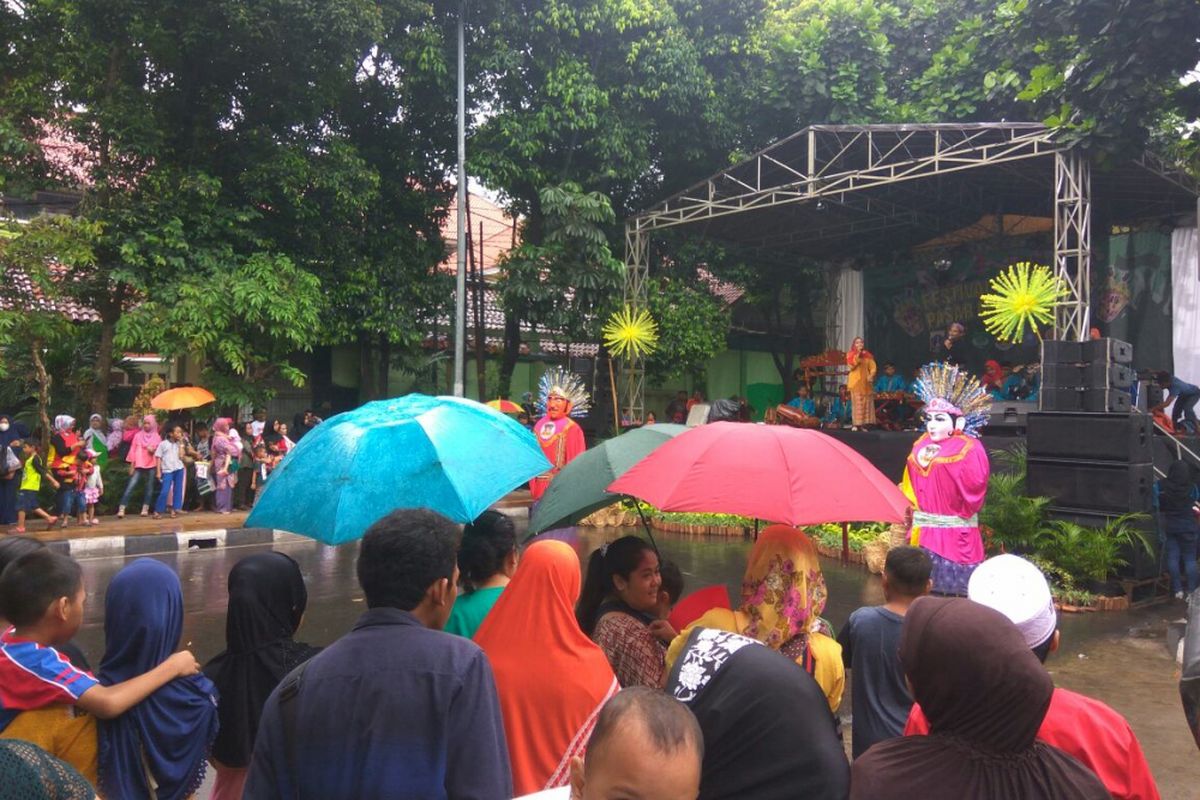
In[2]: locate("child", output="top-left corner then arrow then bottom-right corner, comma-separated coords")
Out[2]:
70,452 -> 93,528
251,442 -> 272,506
836,545 -> 932,758
82,450 -> 103,526
649,558 -> 686,645
0,550 -> 200,783
153,425 -> 190,519
14,438 -> 59,533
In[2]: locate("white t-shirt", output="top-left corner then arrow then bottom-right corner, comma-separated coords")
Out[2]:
154,439 -> 185,473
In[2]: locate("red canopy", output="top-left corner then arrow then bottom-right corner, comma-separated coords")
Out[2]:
608,422 -> 910,526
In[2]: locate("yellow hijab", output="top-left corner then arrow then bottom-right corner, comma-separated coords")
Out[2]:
667,526 -> 844,710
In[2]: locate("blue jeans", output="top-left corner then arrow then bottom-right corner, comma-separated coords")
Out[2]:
1165,530 -> 1199,594
120,467 -> 157,510
155,469 -> 185,513
1174,391 -> 1200,434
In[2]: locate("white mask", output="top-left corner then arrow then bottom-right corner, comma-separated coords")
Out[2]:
0,422 -> 9,432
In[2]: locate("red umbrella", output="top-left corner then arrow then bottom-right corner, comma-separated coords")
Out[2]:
608,422 -> 910,556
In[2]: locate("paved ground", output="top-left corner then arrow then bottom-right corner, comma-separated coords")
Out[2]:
65,526 -> 1200,799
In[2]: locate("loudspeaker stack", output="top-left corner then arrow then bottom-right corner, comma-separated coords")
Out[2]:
1027,338 -> 1158,580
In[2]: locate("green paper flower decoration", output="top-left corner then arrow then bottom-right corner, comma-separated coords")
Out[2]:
603,306 -> 658,359
979,261 -> 1067,343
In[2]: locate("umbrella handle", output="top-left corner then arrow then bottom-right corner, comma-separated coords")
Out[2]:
631,497 -> 660,556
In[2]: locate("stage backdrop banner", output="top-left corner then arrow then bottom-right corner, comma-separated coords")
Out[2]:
1172,227 -> 1200,387
827,267 -> 865,353
1093,230 -> 1174,373
864,244 -> 1043,375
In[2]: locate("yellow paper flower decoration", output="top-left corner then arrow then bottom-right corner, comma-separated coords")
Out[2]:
979,261 -> 1068,343
603,305 -> 658,359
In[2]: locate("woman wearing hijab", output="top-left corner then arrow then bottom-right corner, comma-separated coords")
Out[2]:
117,415 -> 161,518
104,418 -> 124,454
475,540 -> 620,795
850,597 -> 1111,800
210,418 -> 240,514
1156,460 -> 1200,599
668,525 -> 844,711
97,559 -> 219,800
667,628 -> 849,800
0,413 -> 30,526
204,553 -> 320,800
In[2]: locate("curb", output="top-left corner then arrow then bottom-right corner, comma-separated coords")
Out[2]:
50,528 -> 306,559
49,504 -> 531,558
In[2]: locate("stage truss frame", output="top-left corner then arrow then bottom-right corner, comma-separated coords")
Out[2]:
620,122 -> 1198,421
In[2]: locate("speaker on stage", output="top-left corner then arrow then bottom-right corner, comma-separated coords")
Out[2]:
1042,364 -> 1085,388
1084,362 -> 1133,390
1042,340 -> 1084,364
1082,337 -> 1133,365
1026,412 -> 1153,462
1027,457 -> 1154,513
1082,389 -> 1132,413
1039,386 -> 1084,412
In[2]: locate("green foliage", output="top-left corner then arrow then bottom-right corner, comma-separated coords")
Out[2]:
645,278 -> 730,382
978,471 -> 1052,553
1033,513 -> 1153,584
498,182 -> 624,344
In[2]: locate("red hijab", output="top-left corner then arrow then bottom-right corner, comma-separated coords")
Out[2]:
475,540 -> 619,795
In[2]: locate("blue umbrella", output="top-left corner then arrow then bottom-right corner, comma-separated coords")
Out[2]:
245,394 -> 551,544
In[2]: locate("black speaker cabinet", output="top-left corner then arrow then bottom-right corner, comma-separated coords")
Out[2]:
1026,412 -> 1153,462
1042,340 -> 1084,365
1045,505 -> 1160,581
1082,388 -> 1131,413
1026,457 -> 1154,513
1082,337 -> 1133,365
1084,362 -> 1133,389
1042,364 -> 1085,388
1039,387 -> 1083,412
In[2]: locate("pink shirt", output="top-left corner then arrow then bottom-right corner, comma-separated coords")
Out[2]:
127,430 -> 162,470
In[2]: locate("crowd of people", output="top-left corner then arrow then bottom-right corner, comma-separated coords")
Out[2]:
0,409 -> 323,532
0,504 -> 1164,799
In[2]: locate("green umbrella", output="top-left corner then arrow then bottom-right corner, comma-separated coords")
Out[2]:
527,423 -> 689,535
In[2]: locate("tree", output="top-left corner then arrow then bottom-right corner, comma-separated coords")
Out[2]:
645,277 -> 730,383
495,183 -> 624,395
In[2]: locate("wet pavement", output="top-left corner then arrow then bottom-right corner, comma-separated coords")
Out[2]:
71,527 -> 1200,799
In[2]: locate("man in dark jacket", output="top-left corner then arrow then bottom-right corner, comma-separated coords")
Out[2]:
245,509 -> 512,799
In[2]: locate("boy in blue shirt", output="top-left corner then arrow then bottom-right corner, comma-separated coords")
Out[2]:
1153,371 -> 1200,434
837,546 -> 932,758
787,385 -> 817,416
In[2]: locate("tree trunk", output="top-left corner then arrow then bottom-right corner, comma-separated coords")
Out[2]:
499,309 -> 521,404
90,315 -> 117,417
377,335 -> 390,398
31,339 -> 51,453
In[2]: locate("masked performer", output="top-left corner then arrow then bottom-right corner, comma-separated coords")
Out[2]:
530,368 -> 589,501
901,363 -> 992,596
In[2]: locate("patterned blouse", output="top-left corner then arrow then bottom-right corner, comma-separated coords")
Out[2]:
592,612 -> 667,689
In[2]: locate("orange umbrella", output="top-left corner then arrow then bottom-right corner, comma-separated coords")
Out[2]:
486,399 -> 523,414
151,386 -> 216,410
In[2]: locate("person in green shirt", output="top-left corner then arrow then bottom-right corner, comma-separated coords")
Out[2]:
445,510 -> 519,639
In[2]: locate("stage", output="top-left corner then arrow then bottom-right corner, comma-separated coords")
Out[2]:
827,425 -> 1198,484
823,428 -> 1025,482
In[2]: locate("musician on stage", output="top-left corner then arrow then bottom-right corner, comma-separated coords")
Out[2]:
822,386 -> 853,428
787,385 -> 818,416
873,363 -> 913,428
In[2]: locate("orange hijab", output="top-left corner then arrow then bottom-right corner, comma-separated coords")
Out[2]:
475,540 -> 619,795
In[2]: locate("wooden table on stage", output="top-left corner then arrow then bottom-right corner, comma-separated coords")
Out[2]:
874,393 -> 923,431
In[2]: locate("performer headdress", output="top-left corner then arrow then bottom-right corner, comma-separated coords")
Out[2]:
537,367 -> 591,418
913,362 -> 991,438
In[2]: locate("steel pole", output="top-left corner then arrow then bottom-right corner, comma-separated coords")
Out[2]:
453,0 -> 467,397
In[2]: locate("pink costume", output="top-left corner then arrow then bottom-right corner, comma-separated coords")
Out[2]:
902,432 -> 989,565
902,362 -> 992,596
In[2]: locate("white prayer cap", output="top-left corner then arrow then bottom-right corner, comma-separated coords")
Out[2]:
967,554 -> 1057,650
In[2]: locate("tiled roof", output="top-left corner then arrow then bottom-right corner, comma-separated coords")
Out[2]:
441,192 -> 517,276
0,263 -> 100,322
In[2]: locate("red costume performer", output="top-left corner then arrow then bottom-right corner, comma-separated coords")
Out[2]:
529,368 -> 589,501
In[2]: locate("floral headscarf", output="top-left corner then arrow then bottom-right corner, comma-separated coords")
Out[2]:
53,415 -> 76,433
739,525 -> 828,649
